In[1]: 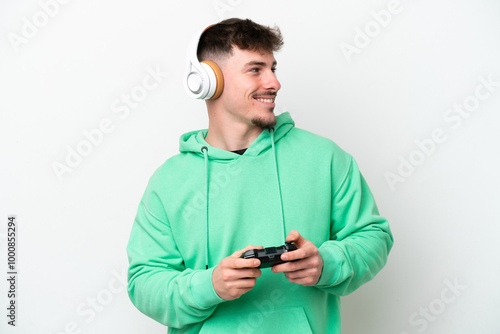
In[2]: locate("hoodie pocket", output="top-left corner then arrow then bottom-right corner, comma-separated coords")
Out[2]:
199,306 -> 313,334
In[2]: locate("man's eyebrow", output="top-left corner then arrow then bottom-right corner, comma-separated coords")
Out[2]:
244,60 -> 278,67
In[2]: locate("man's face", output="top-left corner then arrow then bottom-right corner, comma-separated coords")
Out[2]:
217,47 -> 281,130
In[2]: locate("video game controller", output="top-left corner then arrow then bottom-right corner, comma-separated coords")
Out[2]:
240,241 -> 298,268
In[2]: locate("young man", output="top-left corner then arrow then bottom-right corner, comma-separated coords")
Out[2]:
127,18 -> 393,333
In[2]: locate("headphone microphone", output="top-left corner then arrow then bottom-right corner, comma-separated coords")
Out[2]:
184,25 -> 224,100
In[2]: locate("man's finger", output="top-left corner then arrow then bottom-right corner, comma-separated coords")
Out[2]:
231,244 -> 263,258
283,268 -> 316,280
232,257 -> 261,269
280,247 -> 307,261
272,257 -> 307,273
286,230 -> 306,246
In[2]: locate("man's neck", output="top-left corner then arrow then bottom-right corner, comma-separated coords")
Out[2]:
204,115 -> 264,152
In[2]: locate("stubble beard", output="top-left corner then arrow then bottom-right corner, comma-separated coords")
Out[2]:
251,111 -> 277,130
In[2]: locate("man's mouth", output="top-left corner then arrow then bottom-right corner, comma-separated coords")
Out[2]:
253,96 -> 276,104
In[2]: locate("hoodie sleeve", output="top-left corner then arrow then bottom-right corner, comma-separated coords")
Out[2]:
126,187 -> 225,328
314,153 -> 394,296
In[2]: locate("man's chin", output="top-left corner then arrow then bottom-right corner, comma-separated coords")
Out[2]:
251,113 -> 277,130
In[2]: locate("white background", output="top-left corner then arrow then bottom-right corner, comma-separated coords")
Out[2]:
1,0 -> 499,333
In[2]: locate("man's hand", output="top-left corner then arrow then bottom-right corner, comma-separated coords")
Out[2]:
271,230 -> 324,286
212,245 -> 263,300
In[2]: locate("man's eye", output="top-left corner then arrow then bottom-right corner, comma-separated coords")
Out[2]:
271,68 -> 277,73
250,68 -> 259,73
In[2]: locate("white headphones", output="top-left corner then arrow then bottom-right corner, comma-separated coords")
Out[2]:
184,25 -> 224,100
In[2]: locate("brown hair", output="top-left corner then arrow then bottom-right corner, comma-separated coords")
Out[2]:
197,18 -> 284,62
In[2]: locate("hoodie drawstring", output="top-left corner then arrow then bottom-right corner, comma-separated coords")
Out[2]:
270,127 -> 287,244
201,128 -> 287,270
201,146 -> 209,270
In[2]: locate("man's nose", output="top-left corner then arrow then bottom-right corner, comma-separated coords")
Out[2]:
263,70 -> 281,91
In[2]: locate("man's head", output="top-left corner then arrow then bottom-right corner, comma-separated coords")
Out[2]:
198,18 -> 284,130
197,18 -> 283,66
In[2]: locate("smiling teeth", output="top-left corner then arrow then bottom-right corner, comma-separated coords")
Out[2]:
256,98 -> 274,103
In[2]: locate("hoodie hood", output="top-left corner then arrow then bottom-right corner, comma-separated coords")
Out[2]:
179,112 -> 295,160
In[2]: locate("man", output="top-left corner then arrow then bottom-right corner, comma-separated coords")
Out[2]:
127,18 -> 393,333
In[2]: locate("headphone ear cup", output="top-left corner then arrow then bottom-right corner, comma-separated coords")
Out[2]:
201,60 -> 224,100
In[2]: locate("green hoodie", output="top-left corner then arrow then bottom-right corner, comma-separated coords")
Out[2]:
127,112 -> 393,333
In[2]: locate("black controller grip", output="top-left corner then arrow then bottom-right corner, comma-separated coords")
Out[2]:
240,242 -> 298,268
